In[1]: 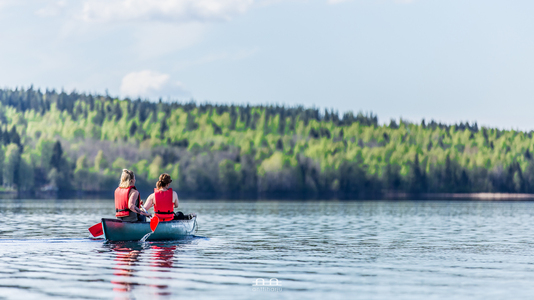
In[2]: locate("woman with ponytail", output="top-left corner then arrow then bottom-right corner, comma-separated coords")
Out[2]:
143,173 -> 195,221
115,169 -> 151,222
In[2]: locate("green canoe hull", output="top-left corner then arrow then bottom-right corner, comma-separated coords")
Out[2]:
101,217 -> 197,242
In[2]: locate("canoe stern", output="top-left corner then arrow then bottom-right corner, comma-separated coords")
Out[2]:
102,217 -> 197,242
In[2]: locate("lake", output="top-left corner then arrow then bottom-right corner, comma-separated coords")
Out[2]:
1,199 -> 534,299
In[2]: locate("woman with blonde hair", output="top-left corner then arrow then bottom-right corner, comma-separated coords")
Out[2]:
115,169 -> 151,222
143,173 -> 195,221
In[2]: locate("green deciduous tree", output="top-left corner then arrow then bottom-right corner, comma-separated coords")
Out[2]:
218,159 -> 240,193
3,144 -> 20,188
94,150 -> 108,171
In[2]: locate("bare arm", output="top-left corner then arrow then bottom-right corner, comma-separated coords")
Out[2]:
129,190 -> 150,217
143,194 -> 155,212
173,191 -> 179,208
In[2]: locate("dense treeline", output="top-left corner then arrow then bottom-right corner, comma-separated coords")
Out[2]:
0,86 -> 533,198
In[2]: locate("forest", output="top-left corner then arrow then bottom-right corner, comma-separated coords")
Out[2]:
0,86 -> 533,198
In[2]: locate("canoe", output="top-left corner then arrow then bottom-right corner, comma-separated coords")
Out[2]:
101,217 -> 197,242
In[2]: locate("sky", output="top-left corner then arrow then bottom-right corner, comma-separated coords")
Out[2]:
0,0 -> 534,130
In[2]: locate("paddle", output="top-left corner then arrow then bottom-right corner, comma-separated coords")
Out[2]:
141,205 -> 159,231
150,215 -> 160,232
88,222 -> 103,237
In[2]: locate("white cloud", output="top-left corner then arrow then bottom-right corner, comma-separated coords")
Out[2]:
81,0 -> 254,23
120,70 -> 190,100
0,0 -> 17,9
35,1 -> 67,17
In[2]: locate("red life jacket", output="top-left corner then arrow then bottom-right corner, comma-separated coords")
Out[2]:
115,186 -> 140,217
154,188 -> 174,222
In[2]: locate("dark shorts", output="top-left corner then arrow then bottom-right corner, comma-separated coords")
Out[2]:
118,213 -> 146,222
173,212 -> 194,220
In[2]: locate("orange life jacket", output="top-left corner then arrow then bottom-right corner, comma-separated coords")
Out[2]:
115,186 -> 140,217
154,188 -> 174,222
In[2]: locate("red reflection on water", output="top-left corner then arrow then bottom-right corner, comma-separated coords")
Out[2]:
111,246 -> 141,299
151,245 -> 177,270
148,245 -> 177,296
110,243 -> 178,299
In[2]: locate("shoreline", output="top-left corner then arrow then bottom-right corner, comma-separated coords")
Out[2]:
2,190 -> 534,200
383,192 -> 534,201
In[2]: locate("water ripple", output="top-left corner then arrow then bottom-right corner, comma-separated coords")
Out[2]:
2,200 -> 534,299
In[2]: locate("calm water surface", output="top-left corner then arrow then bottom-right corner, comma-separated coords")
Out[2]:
1,199 -> 534,299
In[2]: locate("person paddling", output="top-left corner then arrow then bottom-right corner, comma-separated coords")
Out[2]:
143,173 -> 195,221
115,169 -> 151,222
